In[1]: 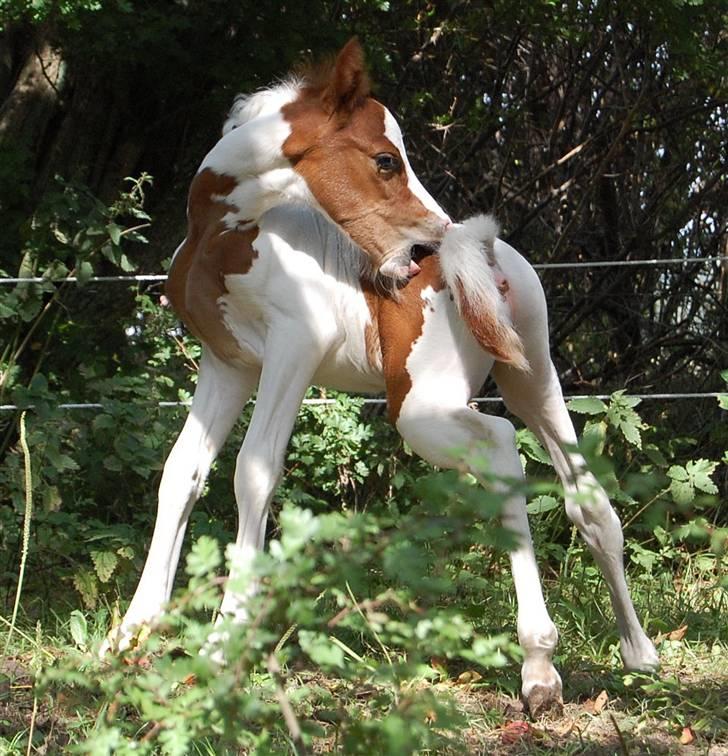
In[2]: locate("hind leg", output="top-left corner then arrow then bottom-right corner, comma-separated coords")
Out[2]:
106,351 -> 258,652
493,359 -> 659,672
396,396 -> 563,716
489,245 -> 658,671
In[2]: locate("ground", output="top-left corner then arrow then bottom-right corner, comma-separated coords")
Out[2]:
1,633 -> 726,754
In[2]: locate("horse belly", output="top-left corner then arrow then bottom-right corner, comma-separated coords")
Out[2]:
312,346 -> 385,394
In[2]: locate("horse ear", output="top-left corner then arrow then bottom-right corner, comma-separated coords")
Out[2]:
323,38 -> 371,115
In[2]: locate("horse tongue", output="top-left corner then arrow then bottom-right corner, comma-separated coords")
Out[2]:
408,259 -> 421,277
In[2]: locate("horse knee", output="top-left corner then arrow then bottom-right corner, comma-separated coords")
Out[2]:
397,401 -> 520,474
395,404 -> 451,466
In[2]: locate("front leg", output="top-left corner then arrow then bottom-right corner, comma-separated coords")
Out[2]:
396,397 -> 564,716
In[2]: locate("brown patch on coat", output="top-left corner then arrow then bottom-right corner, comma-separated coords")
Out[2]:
376,254 -> 445,423
166,168 -> 258,362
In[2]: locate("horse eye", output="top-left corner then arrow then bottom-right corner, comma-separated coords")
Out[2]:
375,153 -> 401,174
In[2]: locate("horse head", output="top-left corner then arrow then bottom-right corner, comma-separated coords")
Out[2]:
200,38 -> 450,282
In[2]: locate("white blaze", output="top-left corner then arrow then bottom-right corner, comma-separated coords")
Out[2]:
383,109 -> 450,221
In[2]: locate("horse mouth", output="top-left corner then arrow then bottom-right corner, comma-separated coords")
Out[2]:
410,242 -> 438,265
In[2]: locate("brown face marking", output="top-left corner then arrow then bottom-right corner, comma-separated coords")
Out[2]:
166,168 -> 258,362
375,254 -> 444,423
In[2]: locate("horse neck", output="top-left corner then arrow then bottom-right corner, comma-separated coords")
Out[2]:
263,205 -> 366,290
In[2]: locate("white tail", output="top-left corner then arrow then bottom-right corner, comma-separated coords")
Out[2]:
438,215 -> 529,371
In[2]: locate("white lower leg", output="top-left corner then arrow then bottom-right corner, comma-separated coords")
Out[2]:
505,505 -> 562,705
114,355 -> 256,648
495,363 -> 658,672
564,473 -> 659,671
216,333 -> 324,630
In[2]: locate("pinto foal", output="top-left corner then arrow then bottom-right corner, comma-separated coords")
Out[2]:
107,43 -> 659,714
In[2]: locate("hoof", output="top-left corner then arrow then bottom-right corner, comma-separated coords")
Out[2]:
524,684 -> 564,719
621,637 -> 660,673
98,622 -> 150,658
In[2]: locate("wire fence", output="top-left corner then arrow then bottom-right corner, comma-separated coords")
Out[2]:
1,256 -> 726,285
1,255 -> 724,413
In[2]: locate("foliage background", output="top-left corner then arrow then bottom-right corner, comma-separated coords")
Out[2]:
0,0 -> 726,752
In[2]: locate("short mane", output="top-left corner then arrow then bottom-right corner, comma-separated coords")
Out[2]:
222,78 -> 303,135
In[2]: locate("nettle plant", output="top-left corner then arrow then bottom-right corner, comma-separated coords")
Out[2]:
33,387 -> 722,753
49,463 -> 526,755
0,174 -> 162,606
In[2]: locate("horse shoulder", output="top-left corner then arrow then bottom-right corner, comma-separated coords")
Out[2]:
166,169 -> 259,364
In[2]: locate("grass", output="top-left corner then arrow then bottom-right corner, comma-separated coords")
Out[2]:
1,550 -> 726,756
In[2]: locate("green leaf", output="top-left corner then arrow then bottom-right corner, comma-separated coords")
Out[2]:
45,445 -> 80,472
644,443 -> 668,467
107,222 -> 122,245
185,535 -> 222,578
668,464 -> 694,504
0,299 -> 17,318
73,570 -> 98,609
526,495 -> 560,515
119,253 -> 136,272
667,465 -> 689,482
117,545 -> 134,560
298,631 -> 345,669
567,397 -> 608,415
91,550 -> 118,583
516,429 -> 551,465
670,478 -> 694,505
686,459 -> 718,495
77,260 -> 94,284
618,418 -> 642,448
69,609 -> 88,650
667,460 -> 718,504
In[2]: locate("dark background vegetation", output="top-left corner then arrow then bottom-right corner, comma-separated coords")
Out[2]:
0,1 -> 726,751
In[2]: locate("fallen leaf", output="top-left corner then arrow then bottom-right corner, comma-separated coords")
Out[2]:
501,720 -> 532,744
584,689 -> 608,715
593,689 -> 608,714
122,654 -> 151,669
654,623 -> 689,644
456,670 -> 482,684
680,726 -> 695,745
553,719 -> 577,738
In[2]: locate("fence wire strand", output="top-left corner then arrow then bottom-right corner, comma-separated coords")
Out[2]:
0,256 -> 726,285
0,392 -> 723,413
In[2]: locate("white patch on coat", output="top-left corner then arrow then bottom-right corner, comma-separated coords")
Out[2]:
219,205 -> 383,394
222,80 -> 303,135
400,286 -> 492,415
